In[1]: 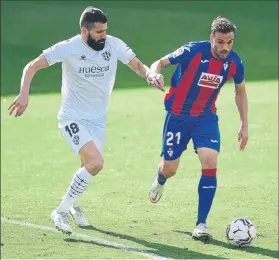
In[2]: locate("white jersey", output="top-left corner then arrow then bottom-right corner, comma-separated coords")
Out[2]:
43,34 -> 136,120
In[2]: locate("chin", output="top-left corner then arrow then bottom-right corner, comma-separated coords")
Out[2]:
219,53 -> 228,59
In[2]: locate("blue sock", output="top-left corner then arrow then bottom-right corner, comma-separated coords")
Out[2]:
157,165 -> 167,185
197,169 -> 217,225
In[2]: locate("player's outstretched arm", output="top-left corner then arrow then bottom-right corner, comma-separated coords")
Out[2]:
150,55 -> 172,74
8,55 -> 49,117
235,81 -> 248,151
127,57 -> 164,92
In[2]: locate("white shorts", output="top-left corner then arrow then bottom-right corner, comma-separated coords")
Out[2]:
58,114 -> 106,155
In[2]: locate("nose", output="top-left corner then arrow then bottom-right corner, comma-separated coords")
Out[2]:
223,43 -> 229,51
101,31 -> 107,39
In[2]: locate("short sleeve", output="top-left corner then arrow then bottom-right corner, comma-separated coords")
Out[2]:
115,38 -> 136,64
43,40 -> 70,66
168,42 -> 197,65
233,59 -> 245,84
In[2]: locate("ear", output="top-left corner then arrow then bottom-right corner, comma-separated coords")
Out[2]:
210,34 -> 213,42
81,27 -> 88,36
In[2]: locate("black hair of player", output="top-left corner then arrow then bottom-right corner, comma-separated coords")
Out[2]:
80,7 -> 107,30
211,16 -> 237,35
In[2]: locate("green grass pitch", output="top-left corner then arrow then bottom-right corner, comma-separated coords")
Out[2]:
1,81 -> 278,259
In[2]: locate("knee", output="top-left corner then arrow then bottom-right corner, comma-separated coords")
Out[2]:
84,158 -> 104,176
161,164 -> 177,178
199,150 -> 218,169
202,158 -> 217,169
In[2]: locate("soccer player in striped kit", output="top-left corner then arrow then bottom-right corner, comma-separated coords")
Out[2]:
149,16 -> 248,240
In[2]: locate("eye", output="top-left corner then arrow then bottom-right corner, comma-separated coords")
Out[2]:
96,30 -> 107,34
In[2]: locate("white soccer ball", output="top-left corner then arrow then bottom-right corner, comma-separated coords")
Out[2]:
226,218 -> 256,247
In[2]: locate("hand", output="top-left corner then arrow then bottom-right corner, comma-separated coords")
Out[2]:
238,124 -> 248,151
146,72 -> 164,92
8,92 -> 29,117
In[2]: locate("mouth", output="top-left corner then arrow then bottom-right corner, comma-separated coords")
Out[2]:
219,52 -> 228,59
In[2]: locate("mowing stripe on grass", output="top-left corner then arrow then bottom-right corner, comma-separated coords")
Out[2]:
1,217 -> 169,260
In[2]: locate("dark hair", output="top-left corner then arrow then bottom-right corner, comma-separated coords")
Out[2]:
211,16 -> 237,35
79,7 -> 107,29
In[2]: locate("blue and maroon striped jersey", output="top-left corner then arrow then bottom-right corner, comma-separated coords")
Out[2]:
165,41 -> 244,116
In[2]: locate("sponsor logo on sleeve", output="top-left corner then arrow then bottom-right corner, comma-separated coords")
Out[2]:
172,47 -> 184,58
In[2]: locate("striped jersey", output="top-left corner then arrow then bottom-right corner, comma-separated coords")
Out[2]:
165,41 -> 244,116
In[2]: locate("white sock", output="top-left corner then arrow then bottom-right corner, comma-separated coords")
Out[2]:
72,198 -> 80,208
62,197 -> 80,208
56,167 -> 93,212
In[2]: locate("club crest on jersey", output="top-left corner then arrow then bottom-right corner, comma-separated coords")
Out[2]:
198,72 -> 223,89
223,62 -> 229,71
172,47 -> 184,58
102,51 -> 111,61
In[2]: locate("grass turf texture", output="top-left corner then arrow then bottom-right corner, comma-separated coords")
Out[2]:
1,81 -> 278,259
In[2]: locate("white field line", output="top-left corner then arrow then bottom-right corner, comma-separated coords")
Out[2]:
1,217 -> 170,260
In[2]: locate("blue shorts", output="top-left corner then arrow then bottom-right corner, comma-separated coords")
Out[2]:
161,112 -> 220,160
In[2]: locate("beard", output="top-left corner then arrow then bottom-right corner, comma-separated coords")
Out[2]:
213,47 -> 229,59
212,48 -> 230,59
220,49 -> 229,56
87,34 -> 106,51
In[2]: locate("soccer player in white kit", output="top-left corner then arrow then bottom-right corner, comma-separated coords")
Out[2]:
8,7 -> 164,234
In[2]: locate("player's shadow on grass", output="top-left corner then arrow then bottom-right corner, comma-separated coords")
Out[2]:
64,225 -> 226,259
174,230 -> 278,259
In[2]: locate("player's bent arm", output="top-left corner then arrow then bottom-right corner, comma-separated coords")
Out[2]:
8,54 -> 50,117
235,81 -> 248,126
20,54 -> 50,95
127,57 -> 150,79
127,57 -> 164,91
150,55 -> 171,74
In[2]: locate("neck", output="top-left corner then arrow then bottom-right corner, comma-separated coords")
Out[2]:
81,34 -> 88,46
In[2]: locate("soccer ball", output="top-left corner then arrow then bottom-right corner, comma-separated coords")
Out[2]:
226,218 -> 256,247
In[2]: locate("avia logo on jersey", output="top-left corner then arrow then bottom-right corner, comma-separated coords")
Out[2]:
198,72 -> 223,89
78,66 -> 110,78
